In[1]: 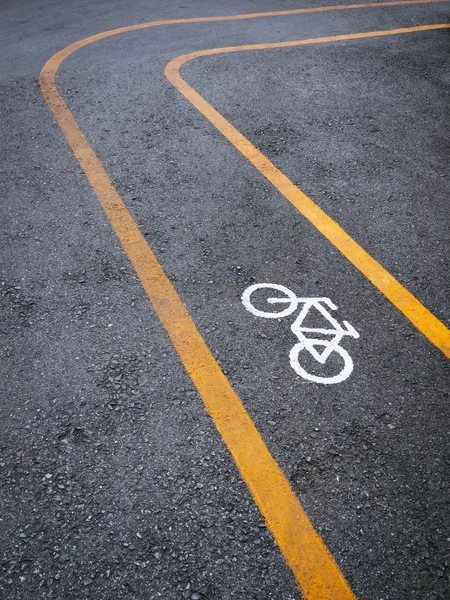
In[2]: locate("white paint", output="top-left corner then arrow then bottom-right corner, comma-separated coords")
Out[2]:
242,283 -> 359,384
242,283 -> 298,319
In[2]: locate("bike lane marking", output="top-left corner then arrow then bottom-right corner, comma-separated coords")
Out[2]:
242,284 -> 360,385
165,24 -> 450,359
39,5 -> 449,599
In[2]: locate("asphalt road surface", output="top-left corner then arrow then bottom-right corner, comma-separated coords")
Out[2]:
1,1 -> 449,599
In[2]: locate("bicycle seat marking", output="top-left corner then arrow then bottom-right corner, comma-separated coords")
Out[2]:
242,283 -> 360,385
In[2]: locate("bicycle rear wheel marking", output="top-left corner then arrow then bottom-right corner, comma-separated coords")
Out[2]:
290,341 -> 354,384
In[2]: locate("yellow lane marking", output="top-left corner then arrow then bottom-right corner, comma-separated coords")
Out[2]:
40,37 -> 358,600
165,24 -> 450,359
39,7 -> 449,600
37,0 -> 450,67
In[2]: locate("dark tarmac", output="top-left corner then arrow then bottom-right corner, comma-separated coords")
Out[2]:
1,1 -> 449,599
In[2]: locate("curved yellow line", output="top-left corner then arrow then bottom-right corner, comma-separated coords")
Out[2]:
39,0 -> 450,70
39,5 -> 449,599
165,24 -> 450,358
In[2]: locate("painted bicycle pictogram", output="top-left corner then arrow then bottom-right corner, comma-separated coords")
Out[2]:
242,283 -> 360,384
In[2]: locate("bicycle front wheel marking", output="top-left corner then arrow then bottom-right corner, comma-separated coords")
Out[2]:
242,283 -> 298,319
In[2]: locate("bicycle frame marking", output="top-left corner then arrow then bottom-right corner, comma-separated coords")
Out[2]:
242,284 -> 360,384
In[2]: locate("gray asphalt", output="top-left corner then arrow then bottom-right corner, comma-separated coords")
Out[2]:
1,1 -> 449,599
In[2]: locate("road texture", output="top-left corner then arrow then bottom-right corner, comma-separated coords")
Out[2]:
1,1 -> 449,599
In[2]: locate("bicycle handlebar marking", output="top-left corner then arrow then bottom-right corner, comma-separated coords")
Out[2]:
242,283 -> 360,384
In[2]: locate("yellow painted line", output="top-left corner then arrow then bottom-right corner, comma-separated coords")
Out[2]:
165,24 -> 450,358
39,6 -> 449,600
40,50 -> 356,600
37,0 -> 450,66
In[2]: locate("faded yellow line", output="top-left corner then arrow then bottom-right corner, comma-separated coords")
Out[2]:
39,6 -> 449,600
165,24 -> 450,358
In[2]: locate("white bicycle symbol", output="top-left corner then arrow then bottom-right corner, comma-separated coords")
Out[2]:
242,283 -> 360,385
